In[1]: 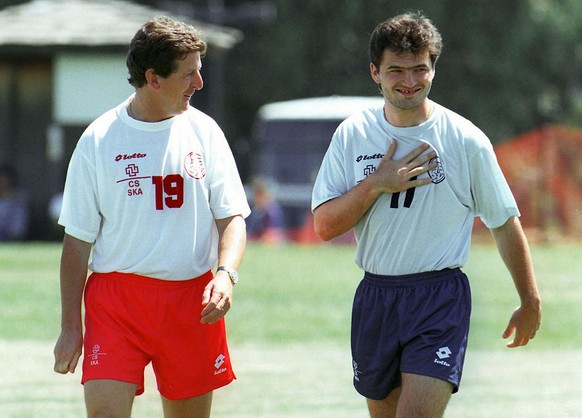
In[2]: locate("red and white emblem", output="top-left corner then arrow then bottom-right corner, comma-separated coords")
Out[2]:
184,152 -> 206,179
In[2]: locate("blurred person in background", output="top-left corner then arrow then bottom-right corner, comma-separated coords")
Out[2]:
246,177 -> 285,244
0,164 -> 30,241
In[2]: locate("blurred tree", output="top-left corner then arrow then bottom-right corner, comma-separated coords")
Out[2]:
430,0 -> 582,141
218,0 -> 582,176
2,0 -> 579,179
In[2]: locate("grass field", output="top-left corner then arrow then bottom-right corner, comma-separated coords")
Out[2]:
0,241 -> 581,417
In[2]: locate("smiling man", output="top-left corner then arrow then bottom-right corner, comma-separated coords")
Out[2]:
53,17 -> 250,418
311,12 -> 541,418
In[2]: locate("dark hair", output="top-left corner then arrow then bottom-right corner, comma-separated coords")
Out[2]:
126,16 -> 207,88
369,12 -> 443,68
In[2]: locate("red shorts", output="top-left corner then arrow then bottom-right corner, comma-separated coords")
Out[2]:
82,271 -> 235,400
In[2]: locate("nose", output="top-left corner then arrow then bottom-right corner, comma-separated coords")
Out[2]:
402,70 -> 416,86
192,71 -> 204,91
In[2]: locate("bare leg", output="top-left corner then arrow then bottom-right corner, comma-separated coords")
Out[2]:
161,391 -> 213,418
366,373 -> 452,418
367,386 -> 401,418
84,379 -> 138,418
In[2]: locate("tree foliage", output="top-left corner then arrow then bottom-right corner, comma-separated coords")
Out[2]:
4,0 -> 577,175
219,0 -> 582,161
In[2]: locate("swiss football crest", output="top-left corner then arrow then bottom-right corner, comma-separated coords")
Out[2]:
184,152 -> 206,179
428,156 -> 445,184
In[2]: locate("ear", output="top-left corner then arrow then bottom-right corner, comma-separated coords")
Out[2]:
144,69 -> 161,90
370,63 -> 381,84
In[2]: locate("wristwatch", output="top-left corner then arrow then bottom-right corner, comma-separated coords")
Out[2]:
217,265 -> 239,285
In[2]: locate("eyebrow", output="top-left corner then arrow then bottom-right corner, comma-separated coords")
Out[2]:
386,63 -> 431,70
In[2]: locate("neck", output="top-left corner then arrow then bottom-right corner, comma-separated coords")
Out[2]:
127,93 -> 174,122
384,100 -> 434,127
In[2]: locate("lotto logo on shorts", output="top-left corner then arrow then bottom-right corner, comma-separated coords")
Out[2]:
214,353 -> 227,375
436,346 -> 452,359
352,360 -> 361,382
434,346 -> 452,367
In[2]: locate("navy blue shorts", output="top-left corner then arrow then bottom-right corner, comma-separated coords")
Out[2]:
351,268 -> 471,400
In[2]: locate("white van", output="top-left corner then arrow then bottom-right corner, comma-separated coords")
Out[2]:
249,96 -> 384,238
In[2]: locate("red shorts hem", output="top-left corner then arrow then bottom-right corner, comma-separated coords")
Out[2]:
159,373 -> 237,400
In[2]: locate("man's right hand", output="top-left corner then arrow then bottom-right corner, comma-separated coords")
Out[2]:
314,139 -> 437,241
53,328 -> 83,374
368,139 -> 437,194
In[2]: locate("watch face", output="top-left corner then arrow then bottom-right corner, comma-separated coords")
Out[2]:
218,266 -> 238,284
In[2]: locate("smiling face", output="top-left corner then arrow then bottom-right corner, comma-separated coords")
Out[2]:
156,51 -> 204,118
370,48 -> 435,126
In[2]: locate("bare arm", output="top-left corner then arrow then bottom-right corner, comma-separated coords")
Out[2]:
314,140 -> 436,241
490,216 -> 542,348
53,233 -> 92,374
201,214 -> 247,324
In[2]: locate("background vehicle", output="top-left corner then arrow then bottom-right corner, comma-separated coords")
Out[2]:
248,95 -> 383,241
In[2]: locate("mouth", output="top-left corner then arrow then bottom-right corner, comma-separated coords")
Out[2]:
395,87 -> 421,97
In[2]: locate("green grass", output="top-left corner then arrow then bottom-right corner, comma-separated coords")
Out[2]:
1,241 -> 581,417
229,243 -> 360,344
0,243 -> 61,341
464,243 -> 582,349
0,240 -> 580,349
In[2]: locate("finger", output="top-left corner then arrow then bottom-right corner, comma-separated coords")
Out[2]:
505,325 -> 531,348
201,304 -> 228,324
201,293 -> 231,324
201,310 -> 221,325
200,301 -> 215,323
401,143 -> 431,164
506,330 -> 524,347
54,360 -> 69,374
404,154 -> 437,176
385,139 -> 397,159
202,304 -> 229,324
54,347 -> 69,374
54,357 -> 75,374
407,161 -> 437,179
69,351 -> 82,373
417,151 -> 438,167
507,335 -> 530,348
201,298 -> 217,316
201,282 -> 214,307
201,291 -> 222,319
404,176 -> 433,189
502,321 -> 515,340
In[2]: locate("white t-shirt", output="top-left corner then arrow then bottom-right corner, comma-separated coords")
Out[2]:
311,101 -> 519,275
59,97 -> 250,280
